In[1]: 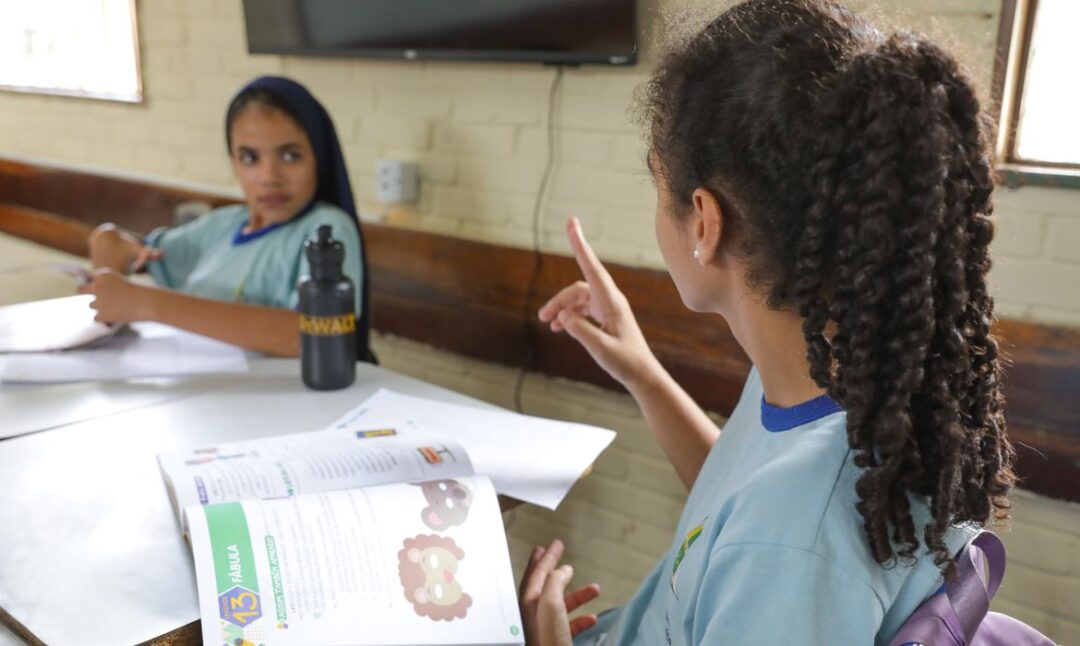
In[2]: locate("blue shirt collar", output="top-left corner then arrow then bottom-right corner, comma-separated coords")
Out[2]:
231,200 -> 317,246
760,393 -> 843,432
232,219 -> 287,245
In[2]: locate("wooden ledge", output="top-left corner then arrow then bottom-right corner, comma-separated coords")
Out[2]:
0,202 -> 91,257
0,157 -> 1077,504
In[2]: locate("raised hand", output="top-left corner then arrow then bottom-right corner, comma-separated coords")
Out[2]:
538,217 -> 660,388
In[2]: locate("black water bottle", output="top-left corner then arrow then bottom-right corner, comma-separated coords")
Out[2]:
298,225 -> 356,390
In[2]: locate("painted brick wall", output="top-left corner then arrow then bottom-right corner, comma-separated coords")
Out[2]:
0,1 -> 1077,642
0,0 -> 1076,322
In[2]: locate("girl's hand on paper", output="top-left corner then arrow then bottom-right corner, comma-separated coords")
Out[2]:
79,268 -> 156,323
519,538 -> 601,646
539,218 -> 661,389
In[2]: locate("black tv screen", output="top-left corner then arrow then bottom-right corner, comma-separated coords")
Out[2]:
243,0 -> 637,66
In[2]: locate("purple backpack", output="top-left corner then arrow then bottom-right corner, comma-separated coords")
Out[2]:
889,532 -> 1057,646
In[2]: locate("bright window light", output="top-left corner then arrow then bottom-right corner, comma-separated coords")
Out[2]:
0,0 -> 141,103
1013,0 -> 1080,166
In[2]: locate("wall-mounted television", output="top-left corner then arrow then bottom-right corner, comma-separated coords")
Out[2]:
242,0 -> 637,66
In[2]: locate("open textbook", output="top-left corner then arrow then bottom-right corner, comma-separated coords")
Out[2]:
159,388 -> 616,512
158,391 -> 616,645
188,478 -> 522,645
158,429 -> 478,520
161,436 -> 524,645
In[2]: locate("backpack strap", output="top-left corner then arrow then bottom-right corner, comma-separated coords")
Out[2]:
945,531 -> 1007,642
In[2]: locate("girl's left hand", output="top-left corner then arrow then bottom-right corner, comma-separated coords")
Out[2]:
78,268 -> 155,323
519,539 -> 601,646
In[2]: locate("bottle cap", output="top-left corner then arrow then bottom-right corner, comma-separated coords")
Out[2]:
305,225 -> 345,280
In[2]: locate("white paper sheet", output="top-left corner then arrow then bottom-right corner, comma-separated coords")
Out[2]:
0,322 -> 249,383
0,294 -> 116,352
325,389 -> 617,510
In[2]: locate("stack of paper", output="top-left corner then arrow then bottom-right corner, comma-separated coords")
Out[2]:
0,321 -> 249,383
0,295 -> 116,352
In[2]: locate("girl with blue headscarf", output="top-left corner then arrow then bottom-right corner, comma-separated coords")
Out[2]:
84,76 -> 373,361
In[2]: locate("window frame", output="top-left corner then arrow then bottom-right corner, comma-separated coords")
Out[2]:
0,0 -> 144,104
993,0 -> 1080,189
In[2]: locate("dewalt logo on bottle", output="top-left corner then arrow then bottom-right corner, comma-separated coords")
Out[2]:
299,312 -> 356,336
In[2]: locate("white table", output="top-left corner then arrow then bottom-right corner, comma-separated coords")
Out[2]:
0,359 -> 495,646
0,375 -> 221,440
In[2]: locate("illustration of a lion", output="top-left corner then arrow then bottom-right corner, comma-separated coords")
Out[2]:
398,534 -> 473,621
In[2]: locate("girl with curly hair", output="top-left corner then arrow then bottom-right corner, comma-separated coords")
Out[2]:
518,1 -> 1014,644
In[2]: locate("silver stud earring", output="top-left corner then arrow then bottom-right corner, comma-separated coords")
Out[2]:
693,248 -> 700,260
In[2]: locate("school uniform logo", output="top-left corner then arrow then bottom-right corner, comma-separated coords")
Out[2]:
670,518 -> 706,598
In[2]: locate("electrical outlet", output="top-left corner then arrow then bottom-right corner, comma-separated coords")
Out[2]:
375,159 -> 420,204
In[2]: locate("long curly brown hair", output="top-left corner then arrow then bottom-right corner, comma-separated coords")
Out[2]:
641,0 -> 1014,573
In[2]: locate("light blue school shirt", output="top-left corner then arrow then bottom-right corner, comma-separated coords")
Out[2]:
144,202 -> 363,314
578,368 -> 975,646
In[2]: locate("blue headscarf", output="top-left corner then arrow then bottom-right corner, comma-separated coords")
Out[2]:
227,76 -> 375,363
228,75 -> 358,222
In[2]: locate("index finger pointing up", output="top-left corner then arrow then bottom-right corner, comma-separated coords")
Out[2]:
567,217 -> 616,294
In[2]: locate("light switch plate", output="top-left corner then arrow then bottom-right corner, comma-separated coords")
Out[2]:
375,159 -> 419,203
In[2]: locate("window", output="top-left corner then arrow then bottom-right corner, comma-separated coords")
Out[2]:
995,0 -> 1080,181
0,0 -> 142,103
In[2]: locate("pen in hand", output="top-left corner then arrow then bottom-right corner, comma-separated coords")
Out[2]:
127,246 -> 164,275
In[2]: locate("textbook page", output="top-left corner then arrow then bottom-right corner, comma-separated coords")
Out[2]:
0,321 -> 249,383
159,429 -> 473,515
186,476 -> 523,646
0,295 -> 116,352
326,389 -> 617,510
